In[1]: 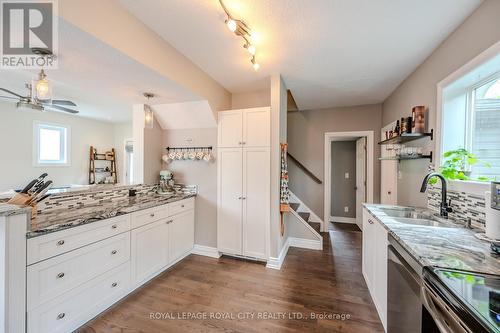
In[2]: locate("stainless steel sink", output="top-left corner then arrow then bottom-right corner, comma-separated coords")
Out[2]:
378,207 -> 457,228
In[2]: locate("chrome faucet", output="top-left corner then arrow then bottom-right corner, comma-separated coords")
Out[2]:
420,172 -> 453,218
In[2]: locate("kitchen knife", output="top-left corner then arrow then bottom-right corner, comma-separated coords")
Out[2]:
31,173 -> 49,193
33,181 -> 53,195
20,179 -> 38,194
30,181 -> 52,203
34,194 -> 51,204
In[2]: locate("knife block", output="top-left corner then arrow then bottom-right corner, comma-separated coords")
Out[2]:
7,193 -> 37,219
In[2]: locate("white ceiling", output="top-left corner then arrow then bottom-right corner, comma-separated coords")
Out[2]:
120,0 -> 482,110
0,20 -> 201,123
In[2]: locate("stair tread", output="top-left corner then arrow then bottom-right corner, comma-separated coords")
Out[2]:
298,212 -> 310,221
289,203 -> 300,211
308,221 -> 321,233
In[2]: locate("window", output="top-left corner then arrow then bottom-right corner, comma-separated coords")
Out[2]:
441,73 -> 500,181
34,122 -> 70,166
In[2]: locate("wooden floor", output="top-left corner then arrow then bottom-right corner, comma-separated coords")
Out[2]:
78,227 -> 383,333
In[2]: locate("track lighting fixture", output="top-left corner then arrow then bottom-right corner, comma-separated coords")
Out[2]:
219,0 -> 260,71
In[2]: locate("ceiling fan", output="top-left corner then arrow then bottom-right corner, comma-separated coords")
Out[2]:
0,48 -> 79,114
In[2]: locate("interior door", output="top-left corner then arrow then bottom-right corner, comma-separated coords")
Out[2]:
218,110 -> 243,148
169,210 -> 195,262
242,107 -> 270,148
217,148 -> 243,255
356,137 -> 367,229
242,147 -> 270,259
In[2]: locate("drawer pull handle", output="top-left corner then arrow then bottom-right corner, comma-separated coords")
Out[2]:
111,224 -> 118,229
181,205 -> 185,208
111,250 -> 117,255
150,213 -> 155,217
57,313 -> 65,320
57,240 -> 65,246
57,272 -> 65,279
166,220 -> 173,224
111,282 -> 118,288
368,219 -> 374,224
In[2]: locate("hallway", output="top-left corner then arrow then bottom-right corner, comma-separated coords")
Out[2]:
78,226 -> 383,333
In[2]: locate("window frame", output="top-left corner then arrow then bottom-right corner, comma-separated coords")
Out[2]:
33,121 -> 71,167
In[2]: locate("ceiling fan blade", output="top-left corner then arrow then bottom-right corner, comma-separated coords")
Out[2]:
51,99 -> 77,107
0,95 -> 19,101
0,88 -> 24,98
44,104 -> 79,114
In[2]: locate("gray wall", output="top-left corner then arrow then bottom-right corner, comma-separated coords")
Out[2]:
331,141 -> 356,218
287,104 -> 382,220
162,128 -> 218,248
382,0 -> 500,207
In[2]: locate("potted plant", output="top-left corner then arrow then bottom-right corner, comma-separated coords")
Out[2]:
439,148 -> 491,181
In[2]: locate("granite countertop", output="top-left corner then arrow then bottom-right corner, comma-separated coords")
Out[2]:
364,204 -> 500,275
27,192 -> 196,239
0,203 -> 32,216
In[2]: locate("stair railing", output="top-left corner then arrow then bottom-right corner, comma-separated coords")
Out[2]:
287,153 -> 322,184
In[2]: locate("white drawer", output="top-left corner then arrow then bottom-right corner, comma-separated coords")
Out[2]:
131,205 -> 169,229
27,215 -> 131,265
169,197 -> 195,216
27,232 -> 130,311
27,262 -> 130,333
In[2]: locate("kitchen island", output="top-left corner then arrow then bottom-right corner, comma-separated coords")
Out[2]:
0,186 -> 197,333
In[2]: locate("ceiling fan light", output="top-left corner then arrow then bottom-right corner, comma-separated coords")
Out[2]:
251,57 -> 260,71
34,69 -> 51,101
226,19 -> 237,32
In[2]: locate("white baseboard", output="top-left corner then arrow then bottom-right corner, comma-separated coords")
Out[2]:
266,239 -> 290,270
191,244 -> 221,258
330,216 -> 356,224
288,237 -> 323,250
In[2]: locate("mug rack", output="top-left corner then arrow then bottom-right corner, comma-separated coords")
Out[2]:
165,146 -> 213,151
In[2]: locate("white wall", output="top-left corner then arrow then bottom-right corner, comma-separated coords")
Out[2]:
113,123 -> 133,184
0,101 -> 130,190
382,0 -> 500,207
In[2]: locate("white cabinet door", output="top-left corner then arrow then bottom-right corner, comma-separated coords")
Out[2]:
242,147 -> 270,259
242,107 -> 270,148
218,110 -> 243,148
217,148 -> 243,255
169,210 -> 195,262
373,220 -> 388,329
131,219 -> 169,285
362,208 -> 374,291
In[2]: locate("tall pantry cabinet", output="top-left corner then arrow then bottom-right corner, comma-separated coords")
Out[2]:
217,107 -> 271,260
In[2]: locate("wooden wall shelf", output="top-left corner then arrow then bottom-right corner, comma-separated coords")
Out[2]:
89,146 -> 117,185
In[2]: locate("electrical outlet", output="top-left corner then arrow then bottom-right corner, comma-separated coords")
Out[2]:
345,172 -> 349,179
344,206 -> 349,213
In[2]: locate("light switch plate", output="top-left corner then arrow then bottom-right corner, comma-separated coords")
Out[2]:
345,172 -> 349,179
344,206 -> 349,213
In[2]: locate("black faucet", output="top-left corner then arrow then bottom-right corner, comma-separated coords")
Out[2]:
420,172 -> 453,218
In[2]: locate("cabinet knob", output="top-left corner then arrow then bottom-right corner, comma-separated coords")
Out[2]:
237,196 -> 242,200
242,197 -> 247,200
57,313 -> 65,320
111,224 -> 118,229
242,142 -> 246,145
111,250 -> 117,255
238,142 -> 242,145
111,282 -> 118,288
181,204 -> 185,208
150,213 -> 155,217
368,219 -> 374,224
56,240 -> 65,246
57,272 -> 65,279
388,191 -> 392,195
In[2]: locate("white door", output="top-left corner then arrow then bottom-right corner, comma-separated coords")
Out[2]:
131,219 -> 169,285
218,110 -> 243,148
169,210 -> 195,262
356,137 -> 367,229
217,148 -> 243,255
242,147 -> 270,259
243,107 -> 270,148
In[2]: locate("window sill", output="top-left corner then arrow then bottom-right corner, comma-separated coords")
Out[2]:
448,180 -> 489,196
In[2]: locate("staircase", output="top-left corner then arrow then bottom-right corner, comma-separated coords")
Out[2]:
289,203 -> 321,233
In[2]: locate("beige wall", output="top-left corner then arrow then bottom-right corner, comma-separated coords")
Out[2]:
162,128 -> 218,248
231,90 -> 271,109
0,101 -> 126,190
382,0 -> 500,207
287,104 -> 382,220
143,118 -> 163,185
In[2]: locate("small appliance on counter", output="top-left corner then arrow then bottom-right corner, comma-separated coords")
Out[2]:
486,183 -> 500,241
157,170 -> 175,195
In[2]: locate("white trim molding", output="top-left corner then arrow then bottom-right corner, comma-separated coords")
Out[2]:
265,235 -> 323,270
266,239 -> 289,270
191,245 -> 221,259
324,131 -> 375,233
330,216 -> 357,224
289,191 -> 323,224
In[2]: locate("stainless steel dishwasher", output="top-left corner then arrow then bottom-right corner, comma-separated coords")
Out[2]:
387,235 -> 440,333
